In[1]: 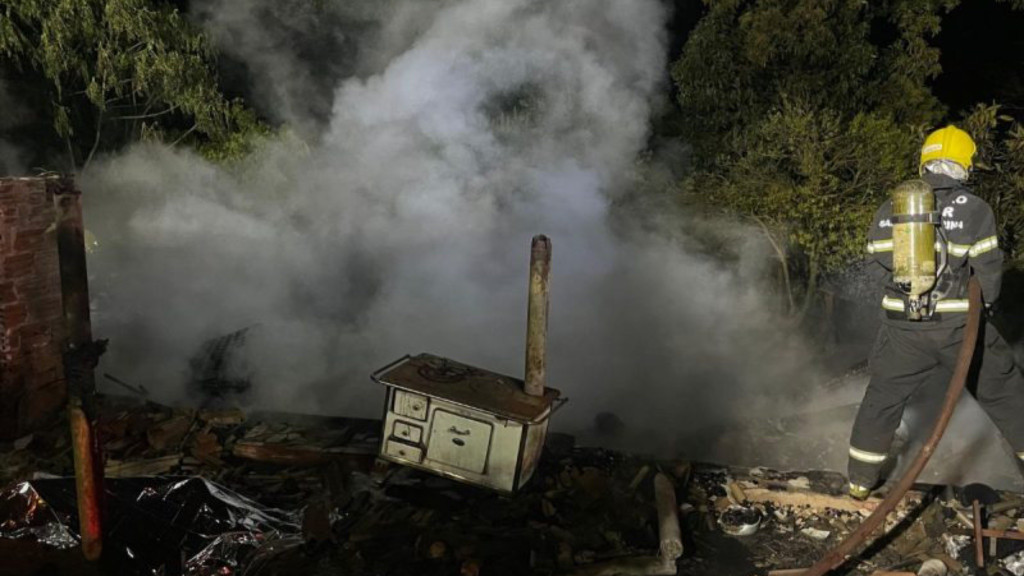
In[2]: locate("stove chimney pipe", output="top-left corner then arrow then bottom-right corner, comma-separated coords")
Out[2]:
524,235 -> 551,397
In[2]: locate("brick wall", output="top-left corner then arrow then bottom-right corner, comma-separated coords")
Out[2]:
0,177 -> 69,439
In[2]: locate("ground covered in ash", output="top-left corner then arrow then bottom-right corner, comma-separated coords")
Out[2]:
2,395 -> 1024,576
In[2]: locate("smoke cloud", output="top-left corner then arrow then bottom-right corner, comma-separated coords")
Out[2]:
84,0 -> 807,430
77,0 -> 1023,490
193,0 -> 375,135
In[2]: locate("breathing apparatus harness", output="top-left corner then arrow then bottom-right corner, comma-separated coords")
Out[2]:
890,179 -> 952,321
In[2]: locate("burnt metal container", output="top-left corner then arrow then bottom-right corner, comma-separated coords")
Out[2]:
372,353 -> 561,492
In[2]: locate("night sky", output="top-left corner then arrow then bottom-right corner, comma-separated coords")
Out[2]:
933,0 -> 1024,117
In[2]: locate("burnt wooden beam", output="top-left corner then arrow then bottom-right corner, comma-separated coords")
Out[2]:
53,180 -> 104,562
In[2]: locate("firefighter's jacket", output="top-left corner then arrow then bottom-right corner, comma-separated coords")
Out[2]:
865,173 -> 1002,329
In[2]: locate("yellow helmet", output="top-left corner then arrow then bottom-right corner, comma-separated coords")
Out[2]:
919,125 -> 976,174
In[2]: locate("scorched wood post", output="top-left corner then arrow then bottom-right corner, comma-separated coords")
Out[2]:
54,183 -> 104,561
525,235 -> 551,397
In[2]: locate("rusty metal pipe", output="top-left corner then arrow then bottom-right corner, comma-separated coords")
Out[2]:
525,235 -> 551,397
54,184 -> 104,561
800,277 -> 983,576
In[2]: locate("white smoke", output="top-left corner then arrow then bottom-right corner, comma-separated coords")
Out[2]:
75,0 -> 1024,491
82,0 -> 822,434
192,0 -> 453,138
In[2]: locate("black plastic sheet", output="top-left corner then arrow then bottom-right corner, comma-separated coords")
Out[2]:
0,477 -> 300,575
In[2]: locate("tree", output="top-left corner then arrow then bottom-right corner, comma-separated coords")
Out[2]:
0,0 -> 265,169
691,100 -> 919,317
962,103 -> 1024,266
671,0 -> 960,318
672,0 -> 953,162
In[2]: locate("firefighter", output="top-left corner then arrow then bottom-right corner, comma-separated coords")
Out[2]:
848,125 -> 1024,499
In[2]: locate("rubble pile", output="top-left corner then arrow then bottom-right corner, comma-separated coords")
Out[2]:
300,446 -> 679,576
689,466 -> 1024,575
3,395 -> 1024,576
94,396 -> 380,509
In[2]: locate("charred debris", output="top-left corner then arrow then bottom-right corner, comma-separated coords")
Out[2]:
3,395 -> 1024,576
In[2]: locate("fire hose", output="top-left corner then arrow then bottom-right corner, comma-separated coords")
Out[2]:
800,277 -> 983,576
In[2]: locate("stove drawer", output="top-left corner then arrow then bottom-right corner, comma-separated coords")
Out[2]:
393,420 -> 423,444
426,410 -> 492,474
393,390 -> 428,421
385,439 -> 423,463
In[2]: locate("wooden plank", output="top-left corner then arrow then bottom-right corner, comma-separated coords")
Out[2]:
233,441 -> 375,467
770,565 -> 913,569
105,454 -> 181,477
982,528 -> 1024,541
742,487 -> 879,514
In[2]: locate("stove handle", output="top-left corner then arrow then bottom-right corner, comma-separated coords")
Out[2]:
550,397 -> 569,415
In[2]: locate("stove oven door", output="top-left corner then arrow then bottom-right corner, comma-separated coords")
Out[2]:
426,410 -> 493,475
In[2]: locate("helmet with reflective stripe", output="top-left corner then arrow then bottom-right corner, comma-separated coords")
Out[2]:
919,125 -> 976,174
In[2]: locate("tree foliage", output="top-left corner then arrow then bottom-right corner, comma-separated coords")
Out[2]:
962,103 -> 1024,265
0,0 -> 265,168
672,0 -> 953,163
672,0 -> 961,316
695,101 -> 920,315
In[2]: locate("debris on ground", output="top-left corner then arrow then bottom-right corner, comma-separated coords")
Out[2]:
0,476 -> 300,575
2,394 -> 1024,575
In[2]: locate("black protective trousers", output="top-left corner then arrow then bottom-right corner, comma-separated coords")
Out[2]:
848,320 -> 1024,488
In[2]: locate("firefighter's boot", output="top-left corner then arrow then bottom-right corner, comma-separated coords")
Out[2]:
848,482 -> 872,501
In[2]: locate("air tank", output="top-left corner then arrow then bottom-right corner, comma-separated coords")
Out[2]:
891,179 -> 938,320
